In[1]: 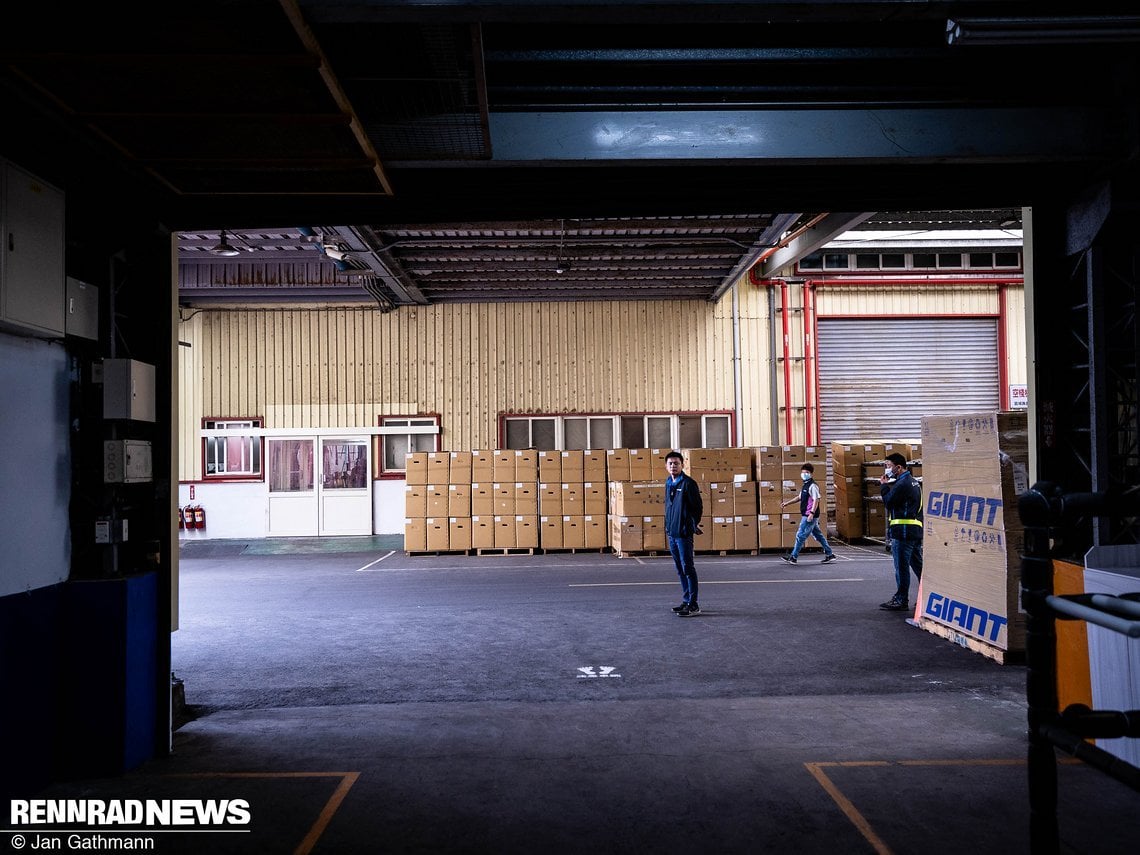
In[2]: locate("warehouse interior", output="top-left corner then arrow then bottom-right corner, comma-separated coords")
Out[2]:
2,1 -> 1138,850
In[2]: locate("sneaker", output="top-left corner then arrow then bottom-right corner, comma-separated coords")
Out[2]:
780,554 -> 797,564
821,554 -> 836,564
678,603 -> 701,617
879,598 -> 908,611
671,603 -> 687,612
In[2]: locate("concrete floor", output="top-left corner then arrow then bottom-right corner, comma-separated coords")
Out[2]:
28,540 -> 1140,853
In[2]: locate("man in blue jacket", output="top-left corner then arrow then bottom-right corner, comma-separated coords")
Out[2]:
664,451 -> 704,617
878,452 -> 923,611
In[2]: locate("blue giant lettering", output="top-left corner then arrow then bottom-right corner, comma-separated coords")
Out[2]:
924,591 -> 1008,642
926,491 -> 1002,526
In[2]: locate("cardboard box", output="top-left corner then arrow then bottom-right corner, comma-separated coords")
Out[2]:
562,482 -> 583,513
693,521 -> 713,552
515,515 -> 539,548
711,517 -> 735,551
404,517 -> 427,552
918,411 -> 1030,651
735,515 -> 758,550
405,485 -> 428,518
424,485 -> 449,517
515,482 -> 538,515
493,450 -> 516,482
606,449 -> 631,482
539,483 -> 562,516
494,482 -> 516,515
780,513 -> 802,549
629,448 -> 655,481
449,517 -> 472,551
643,516 -> 666,551
582,482 -> 606,515
758,514 -> 781,549
560,450 -> 585,482
611,515 -> 643,552
563,515 -> 586,549
610,481 -> 665,516
449,451 -> 473,484
732,481 -> 757,515
426,518 -> 449,551
539,451 -> 562,482
471,483 -> 495,516
757,481 -> 785,514
471,516 -> 495,549
866,505 -> 886,537
835,506 -> 862,540
448,483 -> 471,517
405,452 -> 430,485
804,446 -> 826,464
427,451 -> 450,482
472,450 -> 495,482
494,516 -> 516,548
515,450 -> 539,482
583,515 -> 607,548
781,445 -> 805,463
583,450 -> 607,482
540,516 -> 563,549
707,484 -> 734,517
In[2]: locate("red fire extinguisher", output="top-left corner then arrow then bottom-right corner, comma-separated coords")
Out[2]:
178,506 -> 185,530
193,505 -> 206,530
185,504 -> 196,529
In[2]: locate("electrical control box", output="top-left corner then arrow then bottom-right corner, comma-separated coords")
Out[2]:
95,518 -> 128,544
103,358 -> 156,422
103,439 -> 153,483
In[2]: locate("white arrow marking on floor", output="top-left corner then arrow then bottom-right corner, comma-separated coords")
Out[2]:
356,551 -> 396,572
577,666 -> 622,678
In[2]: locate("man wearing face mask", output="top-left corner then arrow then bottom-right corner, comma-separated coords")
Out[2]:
780,463 -> 836,564
878,452 -> 923,611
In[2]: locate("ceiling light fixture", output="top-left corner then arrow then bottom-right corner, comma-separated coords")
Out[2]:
999,215 -> 1021,229
210,230 -> 241,257
947,16 -> 1140,45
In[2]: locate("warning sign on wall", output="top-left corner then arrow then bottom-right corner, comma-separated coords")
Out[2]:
1009,384 -> 1028,410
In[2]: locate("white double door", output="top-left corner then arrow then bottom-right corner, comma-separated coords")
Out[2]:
266,436 -> 373,536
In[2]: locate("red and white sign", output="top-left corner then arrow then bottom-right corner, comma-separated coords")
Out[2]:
1009,384 -> 1029,410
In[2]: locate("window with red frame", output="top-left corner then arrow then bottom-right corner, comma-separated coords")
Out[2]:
380,415 -> 440,474
203,418 -> 262,478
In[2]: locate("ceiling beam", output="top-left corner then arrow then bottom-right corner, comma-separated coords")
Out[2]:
752,212 -> 877,278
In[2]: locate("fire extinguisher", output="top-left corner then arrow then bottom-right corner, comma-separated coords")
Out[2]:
178,506 -> 185,530
193,505 -> 206,530
185,504 -> 196,529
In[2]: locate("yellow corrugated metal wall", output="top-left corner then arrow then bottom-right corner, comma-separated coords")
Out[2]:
177,280 -> 1026,480
179,300 -> 736,479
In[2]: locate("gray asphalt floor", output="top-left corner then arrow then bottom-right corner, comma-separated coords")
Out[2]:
27,541 -> 1140,854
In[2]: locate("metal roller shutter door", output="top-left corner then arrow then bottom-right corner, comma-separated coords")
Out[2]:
817,317 -> 999,443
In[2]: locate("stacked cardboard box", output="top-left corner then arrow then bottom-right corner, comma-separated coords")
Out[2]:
918,412 -> 1029,653
829,440 -> 923,540
539,450 -> 608,550
686,448 -> 759,552
405,450 -> 475,552
609,479 -> 666,553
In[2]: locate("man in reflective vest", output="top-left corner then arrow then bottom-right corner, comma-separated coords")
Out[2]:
878,452 -> 923,611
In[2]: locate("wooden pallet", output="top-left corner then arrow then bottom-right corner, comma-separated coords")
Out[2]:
614,550 -> 666,559
696,549 -> 759,556
406,550 -> 469,557
540,547 -> 610,554
474,546 -> 536,556
916,617 -> 1024,665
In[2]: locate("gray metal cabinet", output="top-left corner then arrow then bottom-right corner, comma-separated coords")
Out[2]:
1,160 -> 65,338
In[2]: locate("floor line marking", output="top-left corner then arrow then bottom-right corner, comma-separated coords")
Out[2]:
804,762 -> 893,855
165,771 -> 360,855
356,551 -> 396,572
568,578 -> 864,588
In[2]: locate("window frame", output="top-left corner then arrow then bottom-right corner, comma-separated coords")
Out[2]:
377,413 -> 441,479
201,417 -> 264,481
500,410 -> 736,451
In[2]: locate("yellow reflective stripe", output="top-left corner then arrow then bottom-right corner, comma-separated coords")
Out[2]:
889,518 -> 923,526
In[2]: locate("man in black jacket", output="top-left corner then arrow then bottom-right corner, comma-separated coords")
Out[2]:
878,452 -> 923,611
664,451 -> 704,617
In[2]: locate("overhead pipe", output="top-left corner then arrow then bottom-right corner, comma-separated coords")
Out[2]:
803,282 -> 816,446
998,283 -> 1010,408
731,281 -> 744,446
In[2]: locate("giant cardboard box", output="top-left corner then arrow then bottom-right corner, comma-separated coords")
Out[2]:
471,516 -> 495,549
611,515 -> 643,552
405,485 -> 428,518
426,452 -> 450,482
642,516 -> 666,551
735,515 -> 758,550
918,412 -> 1030,652
472,450 -> 495,482
583,515 -> 607,548
493,450 -> 516,482
583,450 -> 607,482
426,518 -> 449,551
563,515 -> 586,549
448,483 -> 471,517
405,452 -> 430,485
425,485 -> 449,517
449,451 -> 473,484
515,515 -> 539,548
514,450 -> 539,482
539,451 -> 562,483
606,449 -> 631,482
560,450 -> 585,482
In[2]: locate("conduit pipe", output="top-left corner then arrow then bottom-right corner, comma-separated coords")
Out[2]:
803,283 -> 816,446
998,283 -> 1009,408
780,279 -> 794,443
731,282 -> 743,446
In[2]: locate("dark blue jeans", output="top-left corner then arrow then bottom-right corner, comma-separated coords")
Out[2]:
891,536 -> 924,602
668,534 -> 698,605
